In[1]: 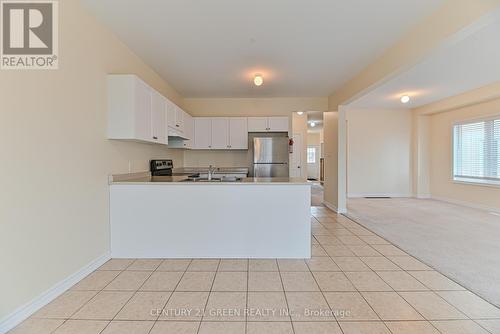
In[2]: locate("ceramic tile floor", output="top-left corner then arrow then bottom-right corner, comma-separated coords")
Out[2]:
10,206 -> 500,334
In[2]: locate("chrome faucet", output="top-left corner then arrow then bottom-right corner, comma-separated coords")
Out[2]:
207,165 -> 217,181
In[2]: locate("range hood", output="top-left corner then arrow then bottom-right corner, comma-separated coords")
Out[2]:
168,128 -> 189,140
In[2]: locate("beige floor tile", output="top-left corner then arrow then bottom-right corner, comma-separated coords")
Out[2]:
384,320 -> 440,334
409,271 -> 465,290
140,271 -> 183,291
114,291 -> 171,320
329,229 -> 355,237
71,291 -> 134,320
98,259 -> 134,271
359,235 -> 390,245
199,321 -> 245,334
71,271 -> 120,291
339,321 -> 391,334
293,321 -> 342,334
187,259 -> 220,271
159,291 -> 209,321
204,292 -> 246,321
281,272 -> 320,291
377,271 -> 428,291
431,320 -> 491,334
249,259 -> 278,271
33,290 -> 97,319
306,257 -> 340,271
399,292 -> 467,320
277,259 -> 309,271
323,245 -> 355,257
8,318 -> 64,334
311,236 -> 319,245
345,272 -> 392,292
247,322 -> 293,334
315,235 -> 343,245
53,320 -> 108,334
437,291 -> 500,319
103,271 -> 150,291
331,257 -> 370,272
157,259 -> 191,271
212,272 -> 247,291
346,245 -> 382,256
337,235 -> 366,245
323,292 -> 378,321
311,245 -> 328,256
387,256 -> 432,271
362,292 -> 423,320
312,272 -> 356,292
286,292 -> 332,321
371,245 -> 407,256
360,257 -> 401,271
477,319 -> 500,333
176,272 -> 215,291
248,271 -> 283,291
218,259 -> 248,271
247,292 -> 289,321
126,259 -> 162,271
316,217 -> 337,224
101,320 -> 154,334
149,321 -> 199,334
348,228 -> 376,237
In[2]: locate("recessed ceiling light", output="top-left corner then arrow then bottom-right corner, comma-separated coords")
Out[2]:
297,111 -> 304,115
400,95 -> 410,104
254,74 -> 263,86
310,122 -> 316,127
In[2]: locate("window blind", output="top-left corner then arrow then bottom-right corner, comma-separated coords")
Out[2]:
453,116 -> 500,185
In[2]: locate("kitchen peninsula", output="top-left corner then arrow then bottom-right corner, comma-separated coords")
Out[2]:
109,172 -> 311,258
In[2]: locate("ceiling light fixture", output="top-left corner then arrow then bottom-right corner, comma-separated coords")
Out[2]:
297,111 -> 304,115
254,74 -> 263,86
400,95 -> 410,104
310,122 -> 316,127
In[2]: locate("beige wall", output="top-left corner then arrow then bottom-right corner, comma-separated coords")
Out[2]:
307,133 -> 321,146
346,108 -> 412,197
0,0 -> 184,320
328,0 -> 500,109
323,112 -> 339,209
424,97 -> 500,210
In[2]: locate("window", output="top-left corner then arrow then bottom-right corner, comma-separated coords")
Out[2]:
453,116 -> 500,186
307,147 -> 316,164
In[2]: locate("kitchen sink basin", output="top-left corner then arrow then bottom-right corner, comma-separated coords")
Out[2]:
181,176 -> 242,182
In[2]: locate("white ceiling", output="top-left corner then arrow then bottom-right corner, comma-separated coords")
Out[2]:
82,0 -> 442,98
349,15 -> 500,109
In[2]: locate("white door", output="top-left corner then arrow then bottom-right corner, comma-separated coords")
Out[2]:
194,118 -> 212,149
151,90 -> 166,143
307,145 -> 320,180
248,117 -> 268,132
134,80 -> 152,141
290,133 -> 303,177
211,118 -> 229,149
268,117 -> 289,132
229,117 -> 248,149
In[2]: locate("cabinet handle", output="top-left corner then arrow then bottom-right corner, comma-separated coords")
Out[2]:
152,136 -> 158,140
176,124 -> 179,127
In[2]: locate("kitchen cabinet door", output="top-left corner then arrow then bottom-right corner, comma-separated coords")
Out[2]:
175,106 -> 184,133
166,100 -> 176,129
194,118 -> 212,149
151,90 -> 166,144
134,79 -> 152,141
229,117 -> 248,149
268,117 -> 289,132
211,118 -> 229,149
248,117 -> 268,132
183,113 -> 194,148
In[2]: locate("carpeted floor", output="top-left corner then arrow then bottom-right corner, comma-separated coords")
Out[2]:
347,198 -> 500,307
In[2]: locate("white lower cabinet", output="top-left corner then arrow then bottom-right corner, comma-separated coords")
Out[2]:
193,117 -> 248,150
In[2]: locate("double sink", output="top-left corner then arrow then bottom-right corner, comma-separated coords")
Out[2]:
182,175 -> 243,182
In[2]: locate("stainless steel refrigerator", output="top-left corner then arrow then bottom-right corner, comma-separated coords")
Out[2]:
253,137 -> 289,177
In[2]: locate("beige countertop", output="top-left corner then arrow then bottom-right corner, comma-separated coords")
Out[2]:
109,172 -> 310,185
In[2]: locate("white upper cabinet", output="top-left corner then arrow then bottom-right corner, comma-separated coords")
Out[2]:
183,113 -> 194,148
166,100 -> 176,129
194,118 -> 212,149
108,74 -> 167,144
211,118 -> 230,149
229,118 -> 248,149
248,116 -> 289,132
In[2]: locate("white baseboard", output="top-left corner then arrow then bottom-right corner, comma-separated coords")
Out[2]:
0,252 -> 111,334
431,196 -> 500,214
347,193 -> 412,198
322,200 -> 338,213
416,193 -> 432,199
